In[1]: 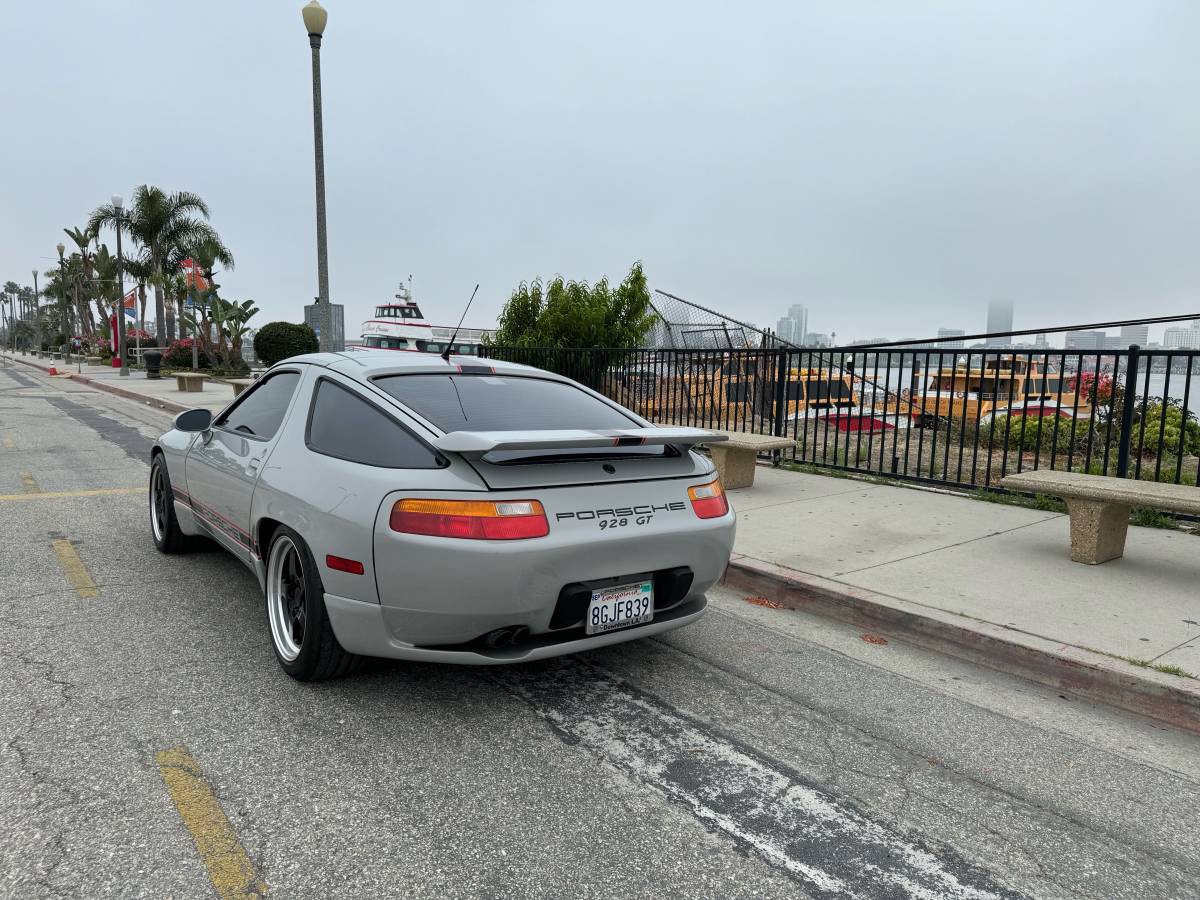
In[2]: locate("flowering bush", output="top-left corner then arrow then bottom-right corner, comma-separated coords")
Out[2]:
162,338 -> 210,369
1066,372 -> 1114,406
125,327 -> 153,342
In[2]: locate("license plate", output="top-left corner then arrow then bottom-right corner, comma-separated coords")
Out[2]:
586,580 -> 654,635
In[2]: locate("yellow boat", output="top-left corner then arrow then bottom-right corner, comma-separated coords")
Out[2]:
908,356 -> 1091,426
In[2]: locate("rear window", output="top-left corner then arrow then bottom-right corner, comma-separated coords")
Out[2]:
373,374 -> 638,433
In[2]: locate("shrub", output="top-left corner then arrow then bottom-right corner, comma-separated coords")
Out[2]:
986,413 -> 1090,453
162,338 -> 210,369
1133,400 -> 1200,458
253,322 -> 318,367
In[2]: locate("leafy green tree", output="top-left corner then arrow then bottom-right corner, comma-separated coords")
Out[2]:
89,186 -> 216,344
183,296 -> 258,371
253,322 -> 318,367
490,262 -> 657,349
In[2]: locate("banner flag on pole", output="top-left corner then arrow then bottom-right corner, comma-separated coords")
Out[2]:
180,258 -> 209,291
123,288 -> 137,318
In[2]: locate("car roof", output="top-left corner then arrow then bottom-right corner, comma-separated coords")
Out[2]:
277,350 -> 555,383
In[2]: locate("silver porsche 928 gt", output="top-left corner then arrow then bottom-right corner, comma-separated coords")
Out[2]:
149,351 -> 735,680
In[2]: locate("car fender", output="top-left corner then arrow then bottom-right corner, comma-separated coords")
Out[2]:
153,430 -> 203,537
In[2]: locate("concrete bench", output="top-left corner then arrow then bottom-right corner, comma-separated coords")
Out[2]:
700,430 -> 798,489
226,378 -> 255,397
85,356 -> 102,366
1001,469 -> 1200,564
174,373 -> 208,393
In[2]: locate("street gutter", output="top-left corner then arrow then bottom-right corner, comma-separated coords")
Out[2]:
4,354 -> 190,415
723,554 -> 1200,736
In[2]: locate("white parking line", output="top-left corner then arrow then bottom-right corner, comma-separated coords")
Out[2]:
500,659 -> 1022,899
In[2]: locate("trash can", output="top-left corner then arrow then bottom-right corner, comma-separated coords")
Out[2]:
144,349 -> 163,379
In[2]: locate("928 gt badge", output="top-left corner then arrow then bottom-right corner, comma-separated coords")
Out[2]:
555,502 -> 687,529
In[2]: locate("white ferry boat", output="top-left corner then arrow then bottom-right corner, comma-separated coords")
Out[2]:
359,281 -> 484,355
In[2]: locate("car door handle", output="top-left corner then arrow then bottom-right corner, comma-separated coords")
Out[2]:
248,457 -> 263,473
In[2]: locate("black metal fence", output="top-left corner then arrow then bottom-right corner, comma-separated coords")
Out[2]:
482,344 -> 1200,493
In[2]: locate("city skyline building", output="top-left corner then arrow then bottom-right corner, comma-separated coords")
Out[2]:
775,303 -> 808,346
1119,324 -> 1149,346
1065,330 -> 1107,350
936,327 -> 965,349
1164,322 -> 1200,350
985,299 -> 1014,348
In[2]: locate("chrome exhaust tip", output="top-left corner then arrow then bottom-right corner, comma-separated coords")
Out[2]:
483,627 -> 515,649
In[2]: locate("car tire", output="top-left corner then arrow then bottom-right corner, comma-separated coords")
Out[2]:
149,455 -> 190,554
264,525 -> 362,681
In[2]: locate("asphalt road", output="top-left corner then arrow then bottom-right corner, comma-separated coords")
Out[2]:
2,359 -> 1200,900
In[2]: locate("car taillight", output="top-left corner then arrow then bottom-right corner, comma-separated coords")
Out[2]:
688,479 -> 728,519
390,498 -> 549,540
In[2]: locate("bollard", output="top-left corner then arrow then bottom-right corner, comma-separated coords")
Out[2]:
143,349 -> 163,380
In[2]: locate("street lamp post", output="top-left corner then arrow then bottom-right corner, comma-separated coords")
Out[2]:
32,269 -> 40,353
302,0 -> 333,353
112,195 -> 129,376
57,242 -> 68,361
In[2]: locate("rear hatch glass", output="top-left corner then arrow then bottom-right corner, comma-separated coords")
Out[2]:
373,373 -> 694,487
373,373 -> 637,432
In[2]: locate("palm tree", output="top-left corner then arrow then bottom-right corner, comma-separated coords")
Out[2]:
179,232 -> 235,353
187,234 -> 235,294
62,227 -> 97,338
91,245 -> 121,350
89,186 -> 215,345
122,253 -> 154,339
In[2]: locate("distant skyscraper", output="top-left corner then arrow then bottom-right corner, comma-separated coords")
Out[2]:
1065,330 -> 1107,350
936,328 -> 965,349
1164,323 -> 1200,349
1119,324 -> 1149,346
985,299 -> 1013,348
775,304 -> 808,346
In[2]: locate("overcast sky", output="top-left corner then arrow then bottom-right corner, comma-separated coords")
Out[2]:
3,1 -> 1198,344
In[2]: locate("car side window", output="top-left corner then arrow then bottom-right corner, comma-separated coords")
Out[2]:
306,379 -> 443,468
216,371 -> 301,440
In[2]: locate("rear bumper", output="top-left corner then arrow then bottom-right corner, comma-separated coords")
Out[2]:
324,592 -> 708,664
368,486 -> 735,646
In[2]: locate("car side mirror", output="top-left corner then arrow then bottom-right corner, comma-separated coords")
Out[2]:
175,408 -> 213,433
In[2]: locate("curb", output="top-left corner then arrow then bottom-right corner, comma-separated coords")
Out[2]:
4,354 -> 188,415
723,555 -> 1200,736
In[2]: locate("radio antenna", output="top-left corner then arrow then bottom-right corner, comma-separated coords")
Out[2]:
442,283 -> 480,362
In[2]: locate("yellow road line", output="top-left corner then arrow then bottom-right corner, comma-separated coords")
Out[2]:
0,486 -> 143,502
19,471 -> 41,493
51,539 -> 98,599
156,748 -> 267,899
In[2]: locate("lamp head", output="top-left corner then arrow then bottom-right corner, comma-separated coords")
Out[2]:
302,1 -> 327,36
56,242 -> 65,258
111,194 -> 123,210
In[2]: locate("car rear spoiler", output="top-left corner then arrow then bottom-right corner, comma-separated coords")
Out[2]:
432,426 -> 729,456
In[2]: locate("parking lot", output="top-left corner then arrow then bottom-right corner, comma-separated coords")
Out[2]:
3,363 -> 1200,899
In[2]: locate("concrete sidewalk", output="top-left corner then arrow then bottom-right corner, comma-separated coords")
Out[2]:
725,466 -> 1200,731
3,351 -> 236,415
